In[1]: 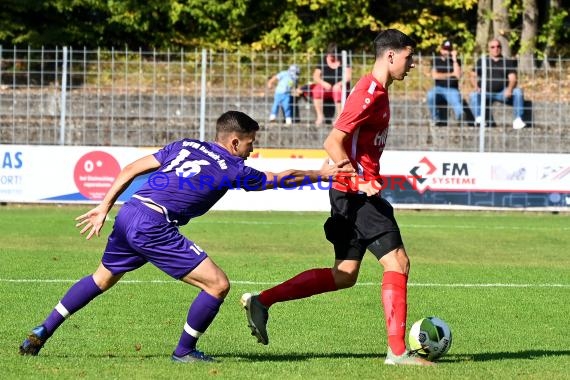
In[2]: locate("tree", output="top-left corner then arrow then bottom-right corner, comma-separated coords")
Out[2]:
519,0 -> 538,72
492,0 -> 512,56
540,0 -> 569,67
475,0 -> 493,53
0,0 -> 568,55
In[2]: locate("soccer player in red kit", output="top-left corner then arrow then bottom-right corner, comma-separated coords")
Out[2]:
241,29 -> 433,366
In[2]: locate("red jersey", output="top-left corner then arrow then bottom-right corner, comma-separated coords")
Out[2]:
332,74 -> 390,192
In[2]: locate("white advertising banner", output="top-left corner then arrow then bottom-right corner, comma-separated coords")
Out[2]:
379,151 -> 570,194
0,145 -> 155,203
1,146 -> 568,210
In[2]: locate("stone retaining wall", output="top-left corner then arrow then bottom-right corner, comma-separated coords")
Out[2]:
1,92 -> 568,153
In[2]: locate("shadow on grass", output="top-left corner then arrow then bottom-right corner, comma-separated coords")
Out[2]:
224,349 -> 570,363
216,352 -> 384,361
30,349 -> 570,362
443,350 -> 570,363
28,352 -> 380,361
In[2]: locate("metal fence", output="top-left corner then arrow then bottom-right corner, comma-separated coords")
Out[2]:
1,46 -> 569,153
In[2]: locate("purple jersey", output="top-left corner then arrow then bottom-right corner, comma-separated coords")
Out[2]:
133,139 -> 266,225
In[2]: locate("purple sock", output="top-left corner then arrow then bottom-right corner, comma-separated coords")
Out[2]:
42,275 -> 103,337
174,291 -> 223,357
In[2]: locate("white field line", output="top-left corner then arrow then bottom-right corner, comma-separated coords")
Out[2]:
0,278 -> 569,288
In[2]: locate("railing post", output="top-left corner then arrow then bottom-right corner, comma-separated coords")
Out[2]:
479,54 -> 487,152
341,50 -> 348,110
59,46 -> 68,145
199,48 -> 207,141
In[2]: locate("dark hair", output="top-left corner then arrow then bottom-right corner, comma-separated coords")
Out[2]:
373,29 -> 416,58
215,110 -> 260,138
326,43 -> 338,56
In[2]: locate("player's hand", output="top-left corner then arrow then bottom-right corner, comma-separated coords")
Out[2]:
321,82 -> 333,90
320,158 -> 354,181
355,178 -> 382,197
75,205 -> 108,240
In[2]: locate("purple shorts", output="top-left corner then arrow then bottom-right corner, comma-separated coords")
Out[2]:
102,200 -> 208,279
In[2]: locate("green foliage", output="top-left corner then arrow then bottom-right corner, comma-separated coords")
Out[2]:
178,0 -> 250,48
0,0 -> 567,55
251,0 -> 382,52
537,4 -> 570,57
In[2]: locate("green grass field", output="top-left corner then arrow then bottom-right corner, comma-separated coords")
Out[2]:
1,204 -> 569,379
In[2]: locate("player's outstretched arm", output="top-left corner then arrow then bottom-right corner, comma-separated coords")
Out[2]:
75,155 -> 160,240
261,158 -> 353,190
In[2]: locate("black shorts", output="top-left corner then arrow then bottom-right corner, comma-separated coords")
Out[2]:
323,189 -> 403,261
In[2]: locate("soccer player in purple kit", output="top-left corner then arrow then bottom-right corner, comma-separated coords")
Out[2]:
19,110 -> 352,362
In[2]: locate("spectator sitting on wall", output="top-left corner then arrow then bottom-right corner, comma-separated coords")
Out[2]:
469,38 -> 527,129
426,39 -> 464,127
311,43 -> 351,126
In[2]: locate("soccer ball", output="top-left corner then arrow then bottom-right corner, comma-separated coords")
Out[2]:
408,316 -> 452,361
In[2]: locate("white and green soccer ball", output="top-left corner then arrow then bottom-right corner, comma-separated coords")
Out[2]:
408,316 -> 452,361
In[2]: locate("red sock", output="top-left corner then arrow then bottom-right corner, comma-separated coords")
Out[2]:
258,268 -> 337,308
381,271 -> 408,356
